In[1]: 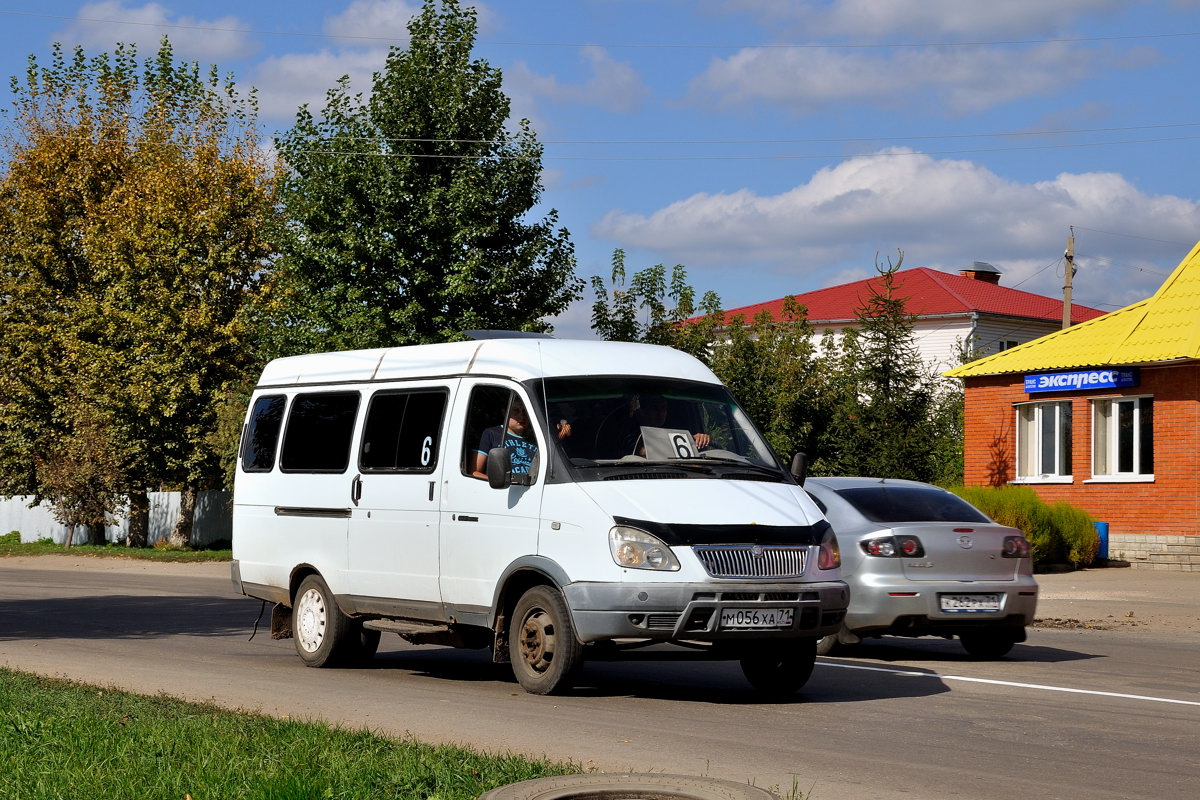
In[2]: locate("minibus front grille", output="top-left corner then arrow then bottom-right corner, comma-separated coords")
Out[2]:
692,545 -> 808,578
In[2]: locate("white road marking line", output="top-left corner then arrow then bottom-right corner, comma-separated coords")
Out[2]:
819,661 -> 1200,707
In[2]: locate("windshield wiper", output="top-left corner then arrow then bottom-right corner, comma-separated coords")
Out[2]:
691,457 -> 786,479
629,460 -> 715,473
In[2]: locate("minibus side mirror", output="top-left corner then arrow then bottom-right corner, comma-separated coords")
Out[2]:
486,447 -> 536,489
486,447 -> 513,489
790,452 -> 809,486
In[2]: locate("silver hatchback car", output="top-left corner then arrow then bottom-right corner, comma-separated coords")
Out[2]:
803,477 -> 1038,658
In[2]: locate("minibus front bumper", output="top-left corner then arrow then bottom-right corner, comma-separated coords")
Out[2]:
563,580 -> 849,643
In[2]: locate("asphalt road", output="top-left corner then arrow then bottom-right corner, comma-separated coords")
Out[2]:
1,556 -> 1198,800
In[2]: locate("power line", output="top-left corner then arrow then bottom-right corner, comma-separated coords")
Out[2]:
277,134 -> 1200,161
23,128 -> 1200,162
1070,226 -> 1195,248
283,122 -> 1200,147
4,9 -> 1200,51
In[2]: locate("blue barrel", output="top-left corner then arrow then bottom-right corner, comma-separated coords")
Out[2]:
1094,521 -> 1109,560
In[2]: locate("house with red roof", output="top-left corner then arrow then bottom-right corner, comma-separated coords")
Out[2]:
717,262 -> 1106,376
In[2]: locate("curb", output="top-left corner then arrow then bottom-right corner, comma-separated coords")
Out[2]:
477,774 -> 779,800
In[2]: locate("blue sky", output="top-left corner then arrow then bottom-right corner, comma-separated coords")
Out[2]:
3,1 -> 1200,338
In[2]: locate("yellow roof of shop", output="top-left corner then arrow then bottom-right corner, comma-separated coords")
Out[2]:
946,239 -> 1200,378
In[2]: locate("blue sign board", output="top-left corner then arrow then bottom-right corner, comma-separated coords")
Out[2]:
1024,368 -> 1139,394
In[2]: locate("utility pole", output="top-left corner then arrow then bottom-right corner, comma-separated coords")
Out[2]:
1062,227 -> 1076,329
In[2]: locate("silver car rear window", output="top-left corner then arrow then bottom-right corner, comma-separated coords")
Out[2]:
834,486 -> 990,524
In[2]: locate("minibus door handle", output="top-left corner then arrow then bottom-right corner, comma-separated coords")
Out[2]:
351,474 -> 362,506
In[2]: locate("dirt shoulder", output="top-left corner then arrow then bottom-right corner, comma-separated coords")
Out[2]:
0,553 -> 231,579
1033,566 -> 1200,635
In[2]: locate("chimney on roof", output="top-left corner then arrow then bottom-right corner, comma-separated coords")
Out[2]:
959,260 -> 1001,284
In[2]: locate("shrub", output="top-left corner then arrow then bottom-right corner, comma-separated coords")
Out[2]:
950,485 -> 1097,568
1050,501 -> 1100,567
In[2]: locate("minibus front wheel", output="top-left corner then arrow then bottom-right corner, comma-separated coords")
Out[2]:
293,574 -> 356,667
509,585 -> 584,695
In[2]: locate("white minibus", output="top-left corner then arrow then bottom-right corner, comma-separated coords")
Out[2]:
231,336 -> 847,696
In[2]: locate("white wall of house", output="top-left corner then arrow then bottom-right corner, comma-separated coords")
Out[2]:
810,315 -> 1062,378
971,317 -> 1063,357
1,491 -> 232,548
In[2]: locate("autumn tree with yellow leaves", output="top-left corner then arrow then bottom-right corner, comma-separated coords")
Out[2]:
0,40 -> 278,546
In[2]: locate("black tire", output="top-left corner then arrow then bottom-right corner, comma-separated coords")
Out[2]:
740,638 -> 817,698
959,630 -> 1016,659
293,574 -> 354,667
508,585 -> 584,695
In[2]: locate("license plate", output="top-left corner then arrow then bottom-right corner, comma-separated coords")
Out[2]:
939,593 -> 1002,613
719,607 -> 795,630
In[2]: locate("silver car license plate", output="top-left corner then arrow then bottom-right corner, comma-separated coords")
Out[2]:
939,593 -> 1002,613
719,607 -> 795,629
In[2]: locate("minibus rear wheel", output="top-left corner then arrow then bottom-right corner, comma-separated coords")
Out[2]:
509,585 -> 584,695
293,574 -> 354,667
739,637 -> 817,699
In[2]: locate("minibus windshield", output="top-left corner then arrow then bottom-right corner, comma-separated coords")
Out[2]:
536,376 -> 784,475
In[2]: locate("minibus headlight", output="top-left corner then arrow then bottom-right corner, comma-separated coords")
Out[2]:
818,526 -> 841,570
608,526 -> 680,571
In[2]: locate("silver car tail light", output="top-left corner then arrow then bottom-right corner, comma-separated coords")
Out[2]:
861,535 -> 925,558
1002,535 -> 1031,558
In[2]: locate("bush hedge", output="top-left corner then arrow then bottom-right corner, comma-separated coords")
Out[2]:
950,485 -> 1098,568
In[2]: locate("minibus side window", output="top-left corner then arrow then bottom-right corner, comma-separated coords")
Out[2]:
360,390 -> 448,473
461,385 -> 523,478
241,394 -> 287,472
279,392 -> 360,473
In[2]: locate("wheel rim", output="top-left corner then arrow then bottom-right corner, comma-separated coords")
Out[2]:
517,607 -> 556,674
296,587 -> 327,654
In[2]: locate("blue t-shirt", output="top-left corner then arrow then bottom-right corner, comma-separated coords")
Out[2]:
476,426 -> 537,474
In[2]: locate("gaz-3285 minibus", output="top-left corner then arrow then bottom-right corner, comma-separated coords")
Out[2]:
231,336 -> 847,696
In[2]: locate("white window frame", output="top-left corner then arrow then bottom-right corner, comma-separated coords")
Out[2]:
1088,395 -> 1154,483
1013,400 -> 1073,483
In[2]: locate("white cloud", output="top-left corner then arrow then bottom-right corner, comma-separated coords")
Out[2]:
506,46 -> 651,117
593,150 -> 1200,311
724,0 -> 1128,38
323,0 -> 420,46
689,41 -> 1099,115
249,1 -> 504,129
250,49 -> 385,124
544,296 -> 600,341
59,1 -> 256,61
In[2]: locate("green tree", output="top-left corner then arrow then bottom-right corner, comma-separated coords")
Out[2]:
589,250 -> 966,482
0,40 -> 278,545
270,0 -> 579,354
707,298 -> 834,463
589,249 -> 722,361
590,253 -> 829,459
818,252 -> 955,481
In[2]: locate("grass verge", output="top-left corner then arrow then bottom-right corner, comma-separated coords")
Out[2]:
0,667 -> 577,799
0,530 -> 231,562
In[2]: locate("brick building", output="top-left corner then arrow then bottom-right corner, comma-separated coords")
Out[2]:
945,242 -> 1200,570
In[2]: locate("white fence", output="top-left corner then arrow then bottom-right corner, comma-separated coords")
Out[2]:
1,491 -> 232,548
